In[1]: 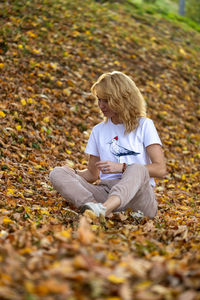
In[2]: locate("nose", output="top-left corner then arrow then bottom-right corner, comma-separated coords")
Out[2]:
98,99 -> 107,109
99,101 -> 104,109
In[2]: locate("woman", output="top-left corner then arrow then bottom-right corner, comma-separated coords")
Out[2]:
49,71 -> 166,218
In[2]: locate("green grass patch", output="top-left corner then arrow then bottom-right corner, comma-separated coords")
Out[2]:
123,0 -> 200,32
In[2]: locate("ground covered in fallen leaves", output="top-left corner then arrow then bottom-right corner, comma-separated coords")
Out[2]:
0,0 -> 200,299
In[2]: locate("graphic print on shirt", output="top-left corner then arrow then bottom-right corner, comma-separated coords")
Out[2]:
108,136 -> 140,160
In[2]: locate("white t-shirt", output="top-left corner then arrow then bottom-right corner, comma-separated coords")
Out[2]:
85,117 -> 162,187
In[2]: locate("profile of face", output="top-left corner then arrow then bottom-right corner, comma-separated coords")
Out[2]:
97,98 -> 117,119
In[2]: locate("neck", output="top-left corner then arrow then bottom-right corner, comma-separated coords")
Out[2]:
111,115 -> 121,124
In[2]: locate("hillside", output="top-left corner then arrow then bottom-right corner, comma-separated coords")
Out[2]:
0,0 -> 200,299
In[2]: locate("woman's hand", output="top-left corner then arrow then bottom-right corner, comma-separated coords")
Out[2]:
95,160 -> 123,174
76,155 -> 100,183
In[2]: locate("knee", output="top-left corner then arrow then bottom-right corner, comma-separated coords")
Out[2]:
128,163 -> 148,176
49,167 -> 62,184
125,164 -> 150,185
128,163 -> 145,171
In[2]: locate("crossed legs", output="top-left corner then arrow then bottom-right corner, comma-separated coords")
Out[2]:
49,164 -> 157,218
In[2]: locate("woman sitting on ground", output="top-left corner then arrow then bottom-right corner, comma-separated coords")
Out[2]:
49,71 -> 166,218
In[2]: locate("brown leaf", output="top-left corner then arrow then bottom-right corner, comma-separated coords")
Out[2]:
177,290 -> 197,300
77,216 -> 95,245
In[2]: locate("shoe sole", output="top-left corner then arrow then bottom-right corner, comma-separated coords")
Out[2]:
80,205 -> 92,214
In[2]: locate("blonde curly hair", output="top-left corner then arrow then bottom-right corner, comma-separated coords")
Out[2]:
91,71 -> 146,133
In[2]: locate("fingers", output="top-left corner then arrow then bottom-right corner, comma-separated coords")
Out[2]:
96,161 -> 107,169
95,161 -> 118,174
96,161 -> 122,174
95,160 -> 108,167
95,161 -> 110,173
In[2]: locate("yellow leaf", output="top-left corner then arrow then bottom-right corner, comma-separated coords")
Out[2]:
56,80 -> 62,86
179,205 -> 190,211
81,145 -> 86,152
24,206 -> 31,213
65,159 -> 74,168
25,189 -> 33,194
25,280 -> 35,294
179,48 -> 186,56
54,228 -> 72,241
60,229 -> 72,238
107,252 -> 117,260
161,110 -> 167,115
135,280 -> 152,290
3,217 -> 13,224
65,149 -> 71,154
43,116 -> 49,122
63,88 -> 71,96
27,98 -> 33,104
27,31 -> 37,38
0,273 -> 11,282
16,125 -> 21,131
34,165 -> 42,169
49,62 -> 58,70
81,159 -> 87,165
18,44 -> 23,49
21,99 -> 26,106
84,209 -> 98,221
40,210 -> 49,215
0,110 -> 6,117
106,298 -> 122,300
19,248 -> 33,254
72,30 -> 80,37
33,48 -> 41,54
107,274 -> 126,284
0,63 -> 4,68
181,174 -> 186,181
6,188 -> 15,196
91,224 -> 99,231
168,184 -> 175,188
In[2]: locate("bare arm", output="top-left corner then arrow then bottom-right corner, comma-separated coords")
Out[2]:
145,144 -> 167,178
76,155 -> 100,183
88,145 -> 166,178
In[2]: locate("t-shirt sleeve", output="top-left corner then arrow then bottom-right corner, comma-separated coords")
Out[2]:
85,129 -> 100,157
142,118 -> 162,147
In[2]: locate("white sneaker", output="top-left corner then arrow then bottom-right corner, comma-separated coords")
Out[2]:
80,202 -> 106,217
130,210 -> 144,223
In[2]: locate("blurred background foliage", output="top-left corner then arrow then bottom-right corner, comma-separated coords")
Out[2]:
139,0 -> 200,23
185,0 -> 200,23
98,0 -> 200,25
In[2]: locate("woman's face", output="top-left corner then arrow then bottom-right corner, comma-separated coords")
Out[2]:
97,98 -> 116,118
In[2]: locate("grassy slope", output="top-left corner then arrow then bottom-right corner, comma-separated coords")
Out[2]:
0,0 -> 200,299
126,0 -> 200,32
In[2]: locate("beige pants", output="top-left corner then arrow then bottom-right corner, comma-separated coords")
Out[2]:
49,164 -> 157,218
